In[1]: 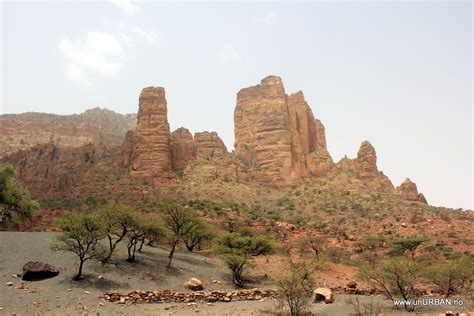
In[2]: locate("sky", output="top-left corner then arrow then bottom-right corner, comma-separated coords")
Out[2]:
1,1 -> 472,210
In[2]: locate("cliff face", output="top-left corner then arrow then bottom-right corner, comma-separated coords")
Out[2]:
127,87 -> 173,182
234,76 -> 333,184
2,75 -> 428,205
0,108 -> 136,157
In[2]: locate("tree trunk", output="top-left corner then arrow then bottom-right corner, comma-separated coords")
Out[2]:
168,239 -> 178,268
74,260 -> 84,281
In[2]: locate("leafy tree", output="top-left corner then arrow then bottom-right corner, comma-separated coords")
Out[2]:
126,213 -> 163,262
51,213 -> 106,280
423,257 -> 474,297
274,260 -> 319,316
356,235 -> 385,267
0,163 -> 38,226
214,232 -> 275,287
98,203 -> 138,263
359,257 -> 422,311
301,235 -> 326,259
182,219 -> 214,252
162,205 -> 195,267
388,236 -> 428,261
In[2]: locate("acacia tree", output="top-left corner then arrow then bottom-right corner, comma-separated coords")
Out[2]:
182,219 -> 213,252
359,257 -> 422,312
301,235 -> 326,259
126,213 -> 163,262
162,205 -> 195,267
51,213 -> 106,280
388,236 -> 428,261
98,203 -> 138,263
214,232 -> 275,287
0,163 -> 38,226
357,235 -> 385,267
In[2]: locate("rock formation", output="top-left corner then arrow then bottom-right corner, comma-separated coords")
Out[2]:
356,140 -> 378,178
0,108 -> 136,157
396,178 -> 428,204
193,131 -> 228,161
234,75 -> 333,184
170,128 -> 194,174
2,75 -> 430,205
128,87 -> 173,181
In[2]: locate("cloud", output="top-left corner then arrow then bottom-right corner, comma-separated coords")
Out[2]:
63,63 -> 91,86
256,11 -> 277,25
107,0 -> 139,15
130,26 -> 160,47
217,45 -> 241,65
59,31 -> 123,86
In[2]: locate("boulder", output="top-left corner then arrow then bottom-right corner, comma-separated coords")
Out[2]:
184,278 -> 203,291
312,287 -> 335,303
22,261 -> 59,281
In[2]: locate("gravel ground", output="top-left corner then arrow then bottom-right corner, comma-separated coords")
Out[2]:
0,232 -> 471,315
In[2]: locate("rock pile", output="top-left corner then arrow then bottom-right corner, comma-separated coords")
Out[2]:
103,288 -> 278,305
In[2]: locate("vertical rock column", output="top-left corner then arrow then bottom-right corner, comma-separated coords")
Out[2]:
130,87 -> 172,178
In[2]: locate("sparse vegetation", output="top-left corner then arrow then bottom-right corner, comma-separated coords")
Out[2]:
51,212 -> 106,280
214,232 -> 275,287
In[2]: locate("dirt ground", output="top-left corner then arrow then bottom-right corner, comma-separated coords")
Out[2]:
0,232 -> 471,315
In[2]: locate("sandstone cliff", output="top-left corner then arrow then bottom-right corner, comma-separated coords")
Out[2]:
2,75 -> 430,205
0,108 -> 136,157
127,87 -> 173,184
234,76 -> 333,185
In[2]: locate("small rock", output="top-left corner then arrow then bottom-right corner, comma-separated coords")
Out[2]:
84,291 -> 90,294
67,289 -> 72,292
5,282 -> 13,286
99,302 -> 104,306
98,275 -> 104,280
12,274 -> 17,278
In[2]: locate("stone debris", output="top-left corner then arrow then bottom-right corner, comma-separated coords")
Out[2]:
103,288 -> 278,305
5,282 -> 13,286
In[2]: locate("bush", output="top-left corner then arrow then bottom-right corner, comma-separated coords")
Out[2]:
359,257 -> 422,311
274,260 -> 318,316
423,257 -> 474,297
214,232 -> 274,287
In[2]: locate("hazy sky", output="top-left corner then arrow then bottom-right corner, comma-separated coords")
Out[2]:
1,1 -> 472,210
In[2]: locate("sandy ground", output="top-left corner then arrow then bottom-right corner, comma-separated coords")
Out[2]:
0,232 -> 471,315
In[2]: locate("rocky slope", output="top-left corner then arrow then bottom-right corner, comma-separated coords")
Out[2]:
2,75 -> 428,205
0,108 -> 136,157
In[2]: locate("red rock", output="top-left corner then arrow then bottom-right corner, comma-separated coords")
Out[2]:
396,178 -> 428,204
234,75 -> 333,185
170,128 -> 194,174
129,87 -> 173,182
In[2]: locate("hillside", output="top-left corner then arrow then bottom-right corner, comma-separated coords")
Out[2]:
0,107 -> 136,157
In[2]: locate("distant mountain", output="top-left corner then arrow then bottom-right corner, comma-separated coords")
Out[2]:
0,107 -> 136,156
